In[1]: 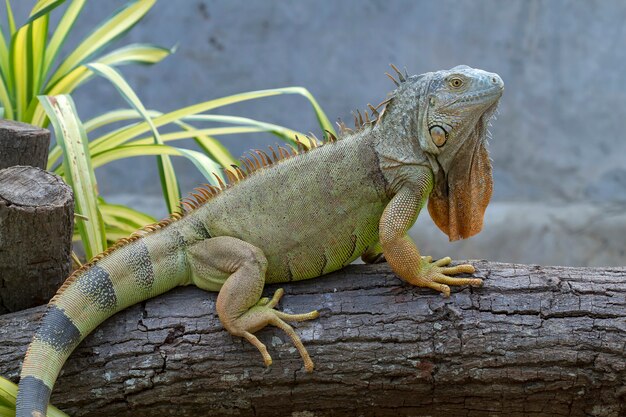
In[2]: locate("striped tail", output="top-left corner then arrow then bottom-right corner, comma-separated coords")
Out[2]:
16,303 -> 81,417
15,220 -> 194,417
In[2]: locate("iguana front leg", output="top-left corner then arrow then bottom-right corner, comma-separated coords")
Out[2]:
362,241 -> 434,265
188,236 -> 319,371
380,183 -> 482,296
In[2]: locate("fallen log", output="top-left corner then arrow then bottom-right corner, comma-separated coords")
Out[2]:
0,262 -> 624,417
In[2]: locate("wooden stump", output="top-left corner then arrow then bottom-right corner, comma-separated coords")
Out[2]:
0,120 -> 50,170
0,166 -> 74,313
0,263 -> 624,417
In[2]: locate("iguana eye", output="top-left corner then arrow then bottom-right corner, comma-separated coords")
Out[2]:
449,78 -> 463,88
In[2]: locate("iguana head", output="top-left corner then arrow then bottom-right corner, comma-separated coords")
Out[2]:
420,65 -> 503,241
383,65 -> 503,241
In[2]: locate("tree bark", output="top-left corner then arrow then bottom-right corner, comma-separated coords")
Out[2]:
0,166 -> 74,313
0,120 -> 50,170
0,262 -> 624,417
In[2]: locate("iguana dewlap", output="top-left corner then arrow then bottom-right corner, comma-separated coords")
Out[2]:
16,65 -> 503,417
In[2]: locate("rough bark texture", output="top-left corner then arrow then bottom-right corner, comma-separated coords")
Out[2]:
0,120 -> 50,170
0,166 -> 74,313
0,262 -> 624,417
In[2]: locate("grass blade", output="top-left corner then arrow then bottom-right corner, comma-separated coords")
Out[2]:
48,0 -> 156,87
87,62 -> 180,213
39,94 -> 106,259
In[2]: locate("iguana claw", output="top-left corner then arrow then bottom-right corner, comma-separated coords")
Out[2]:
232,288 -> 319,372
416,257 -> 482,297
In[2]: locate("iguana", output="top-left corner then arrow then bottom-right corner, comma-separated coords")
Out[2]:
16,65 -> 503,417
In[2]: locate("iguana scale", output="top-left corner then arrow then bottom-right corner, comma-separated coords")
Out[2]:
16,65 -> 503,417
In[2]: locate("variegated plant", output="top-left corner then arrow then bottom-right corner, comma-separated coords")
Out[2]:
42,63 -> 335,260
0,0 -> 335,261
0,0 -> 171,125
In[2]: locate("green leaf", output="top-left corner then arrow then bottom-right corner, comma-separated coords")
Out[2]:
10,25 -> 30,120
28,0 -> 67,23
179,114 -> 306,144
39,94 -> 106,259
88,62 -> 180,213
88,87 -> 331,153
4,1 -> 16,36
100,200 -> 157,234
42,0 -> 86,79
30,43 -> 172,126
90,143 -> 222,184
82,108 -> 239,168
26,13 -> 49,117
0,23 -> 10,89
83,108 -> 161,132
50,43 -> 172,95
292,86 -> 336,137
132,126 -> 264,143
0,77 -> 11,119
47,0 -> 156,87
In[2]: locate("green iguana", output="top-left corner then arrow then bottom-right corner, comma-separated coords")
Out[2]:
16,65 -> 503,417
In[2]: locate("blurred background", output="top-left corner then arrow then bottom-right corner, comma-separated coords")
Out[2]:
5,0 -> 626,266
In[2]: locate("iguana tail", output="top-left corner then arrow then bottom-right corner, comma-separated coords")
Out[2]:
15,222 -> 192,417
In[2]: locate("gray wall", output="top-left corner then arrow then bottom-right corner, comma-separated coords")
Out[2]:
5,1 -> 626,266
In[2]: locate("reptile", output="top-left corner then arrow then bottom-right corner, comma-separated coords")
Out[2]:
16,64 -> 503,417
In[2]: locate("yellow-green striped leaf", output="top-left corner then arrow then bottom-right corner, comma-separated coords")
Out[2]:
26,14 -> 49,119
42,0 -> 86,78
10,25 -> 29,120
48,0 -> 156,87
83,108 -> 239,168
100,200 -> 157,229
0,77 -> 12,119
0,23 -> 9,86
88,87 -> 336,152
39,94 -> 106,259
84,108 -> 160,132
89,143 -> 222,183
87,62 -> 180,213
30,43 -> 172,126
4,1 -> 16,36
28,0 -> 66,23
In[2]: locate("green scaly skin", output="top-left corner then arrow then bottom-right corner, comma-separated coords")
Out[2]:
16,65 -> 503,417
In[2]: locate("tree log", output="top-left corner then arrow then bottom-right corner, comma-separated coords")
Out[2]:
0,166 -> 74,313
0,262 -> 624,417
0,120 -> 50,170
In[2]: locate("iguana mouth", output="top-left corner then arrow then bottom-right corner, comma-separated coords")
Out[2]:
458,86 -> 503,104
